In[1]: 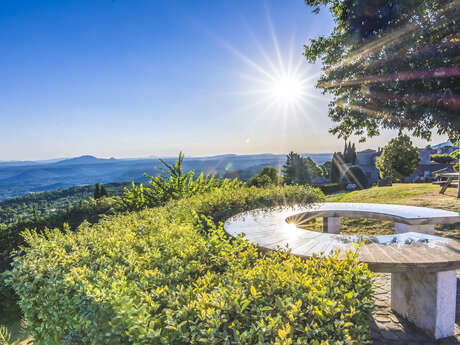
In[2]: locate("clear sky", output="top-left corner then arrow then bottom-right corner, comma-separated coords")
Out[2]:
0,0 -> 447,160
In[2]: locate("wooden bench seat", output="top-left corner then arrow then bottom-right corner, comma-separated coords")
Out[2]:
224,204 -> 460,339
435,173 -> 460,194
432,180 -> 459,185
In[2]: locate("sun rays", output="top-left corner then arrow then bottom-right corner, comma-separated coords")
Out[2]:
209,6 -> 322,120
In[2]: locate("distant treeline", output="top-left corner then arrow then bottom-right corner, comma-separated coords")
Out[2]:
0,182 -> 129,226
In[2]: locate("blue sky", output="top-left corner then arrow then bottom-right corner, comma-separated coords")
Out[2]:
0,0 -> 446,160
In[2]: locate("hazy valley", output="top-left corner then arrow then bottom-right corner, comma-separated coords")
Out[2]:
0,153 -> 332,201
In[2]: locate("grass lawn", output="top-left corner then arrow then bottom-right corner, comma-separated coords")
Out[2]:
304,183 -> 460,238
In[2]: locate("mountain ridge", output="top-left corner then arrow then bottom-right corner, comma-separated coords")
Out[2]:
0,153 -> 334,201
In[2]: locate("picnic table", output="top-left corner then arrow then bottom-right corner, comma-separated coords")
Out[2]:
434,172 -> 459,194
224,203 -> 460,339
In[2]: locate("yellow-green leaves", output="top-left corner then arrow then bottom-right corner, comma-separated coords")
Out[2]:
8,185 -> 372,345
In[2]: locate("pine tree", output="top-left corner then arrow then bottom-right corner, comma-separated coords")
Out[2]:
282,152 -> 311,185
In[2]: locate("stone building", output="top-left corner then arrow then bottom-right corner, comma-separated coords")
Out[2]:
356,149 -> 380,185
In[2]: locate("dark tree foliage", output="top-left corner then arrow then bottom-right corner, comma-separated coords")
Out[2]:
304,0 -> 460,141
304,157 -> 322,178
94,184 -> 110,199
319,160 -> 332,178
282,152 -> 311,185
343,142 -> 357,164
330,152 -> 344,183
100,185 -> 109,198
376,134 -> 421,181
431,153 -> 456,164
94,184 -> 101,199
341,165 -> 369,189
248,167 -> 281,187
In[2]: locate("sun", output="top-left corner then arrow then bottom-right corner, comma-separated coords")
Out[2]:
269,74 -> 305,106
214,7 -> 321,116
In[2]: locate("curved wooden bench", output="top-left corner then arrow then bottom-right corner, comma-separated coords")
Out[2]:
224,204 -> 460,340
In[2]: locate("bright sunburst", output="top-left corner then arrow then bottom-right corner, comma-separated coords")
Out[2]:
210,5 -> 322,119
269,74 -> 305,107
237,56 -> 318,116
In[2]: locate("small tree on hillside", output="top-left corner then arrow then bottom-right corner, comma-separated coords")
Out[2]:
248,167 -> 281,187
319,161 -> 332,179
94,184 -> 109,199
100,185 -> 109,198
282,152 -> 311,185
94,184 -> 101,199
376,135 -> 421,182
304,157 -> 322,179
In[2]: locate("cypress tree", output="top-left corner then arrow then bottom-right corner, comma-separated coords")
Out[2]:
352,143 -> 357,165
100,185 -> 109,198
331,152 -> 343,183
94,184 -> 101,199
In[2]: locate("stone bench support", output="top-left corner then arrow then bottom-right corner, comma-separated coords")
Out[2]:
395,223 -> 435,235
391,270 -> 457,339
323,217 -> 340,234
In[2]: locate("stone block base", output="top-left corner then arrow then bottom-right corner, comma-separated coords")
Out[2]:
391,270 -> 456,339
323,217 -> 340,234
394,223 -> 435,235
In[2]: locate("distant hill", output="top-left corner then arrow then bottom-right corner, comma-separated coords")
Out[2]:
54,155 -> 112,165
0,153 -> 332,201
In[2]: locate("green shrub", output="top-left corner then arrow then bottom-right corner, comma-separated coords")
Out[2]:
431,153 -> 455,164
341,166 -> 369,189
8,185 -> 373,345
123,152 -> 242,211
319,183 -> 343,194
0,196 -> 123,273
248,167 -> 281,187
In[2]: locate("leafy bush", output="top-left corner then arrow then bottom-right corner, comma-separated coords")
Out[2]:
248,167 -> 281,187
319,183 -> 343,194
123,152 -> 241,210
431,154 -> 455,164
8,185 -> 374,345
0,197 -> 123,273
341,165 -> 369,189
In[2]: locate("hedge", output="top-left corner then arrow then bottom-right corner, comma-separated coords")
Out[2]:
319,183 -> 343,195
341,166 -> 369,189
430,153 -> 455,164
8,185 -> 373,345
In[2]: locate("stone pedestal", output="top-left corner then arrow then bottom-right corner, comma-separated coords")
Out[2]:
394,223 -> 435,235
391,270 -> 456,339
323,217 -> 340,234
